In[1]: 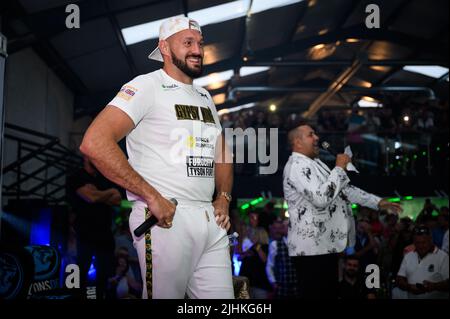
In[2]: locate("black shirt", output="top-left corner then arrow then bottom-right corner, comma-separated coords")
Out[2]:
239,244 -> 272,291
338,278 -> 374,299
66,169 -> 115,243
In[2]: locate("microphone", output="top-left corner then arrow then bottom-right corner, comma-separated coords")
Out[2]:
133,198 -> 178,237
321,141 -> 339,156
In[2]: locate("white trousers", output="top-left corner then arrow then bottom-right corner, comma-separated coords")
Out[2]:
129,200 -> 234,299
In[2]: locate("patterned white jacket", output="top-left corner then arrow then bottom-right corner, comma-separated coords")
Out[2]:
283,152 -> 381,256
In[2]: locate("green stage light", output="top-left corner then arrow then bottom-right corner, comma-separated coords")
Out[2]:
250,197 -> 263,205
404,196 -> 413,200
240,197 -> 264,210
120,200 -> 134,210
388,197 -> 401,202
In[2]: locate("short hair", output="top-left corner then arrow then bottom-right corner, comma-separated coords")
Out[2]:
271,219 -> 284,226
344,255 -> 360,263
287,127 -> 301,148
287,118 -> 309,131
357,217 -> 370,224
287,119 -> 311,147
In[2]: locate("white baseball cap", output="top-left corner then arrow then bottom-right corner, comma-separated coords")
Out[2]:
148,16 -> 202,62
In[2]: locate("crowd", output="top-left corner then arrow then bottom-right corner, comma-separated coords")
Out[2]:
62,163 -> 448,300
219,105 -> 449,176
219,103 -> 449,134
62,102 -> 447,299
229,199 -> 449,299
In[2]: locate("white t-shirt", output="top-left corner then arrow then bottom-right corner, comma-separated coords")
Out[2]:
397,247 -> 449,299
108,69 -> 222,203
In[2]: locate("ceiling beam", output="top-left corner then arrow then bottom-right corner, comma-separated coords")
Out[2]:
204,25 -> 449,75
3,1 -> 88,94
181,0 -> 189,17
4,0 -> 174,45
244,60 -> 448,67
374,22 -> 449,87
228,85 -> 436,101
104,0 -> 137,77
284,0 -> 310,47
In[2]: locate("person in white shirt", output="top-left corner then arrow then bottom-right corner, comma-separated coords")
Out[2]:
396,225 -> 449,299
80,17 -> 234,299
283,123 -> 402,298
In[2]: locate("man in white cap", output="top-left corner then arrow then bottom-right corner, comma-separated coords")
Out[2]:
80,16 -> 234,299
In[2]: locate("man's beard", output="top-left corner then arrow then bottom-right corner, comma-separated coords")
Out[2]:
171,52 -> 203,79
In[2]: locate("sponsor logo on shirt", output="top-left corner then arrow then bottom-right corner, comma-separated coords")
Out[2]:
186,135 -> 196,149
174,104 -> 216,124
162,84 -> 180,90
186,156 -> 214,178
196,89 -> 209,100
186,136 -> 214,150
117,85 -> 138,101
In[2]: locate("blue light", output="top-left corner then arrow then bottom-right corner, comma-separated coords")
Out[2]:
30,208 -> 51,246
232,253 -> 242,276
345,246 -> 355,255
1,210 -> 29,236
88,256 -> 96,281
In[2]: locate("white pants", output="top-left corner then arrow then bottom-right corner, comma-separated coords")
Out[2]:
129,200 -> 234,299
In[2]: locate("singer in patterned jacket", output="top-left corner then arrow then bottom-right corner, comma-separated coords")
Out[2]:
283,123 -> 402,299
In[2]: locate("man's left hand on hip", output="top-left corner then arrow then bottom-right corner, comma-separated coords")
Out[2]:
213,196 -> 231,231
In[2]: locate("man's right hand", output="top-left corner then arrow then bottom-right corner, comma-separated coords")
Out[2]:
146,194 -> 176,228
336,154 -> 352,170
